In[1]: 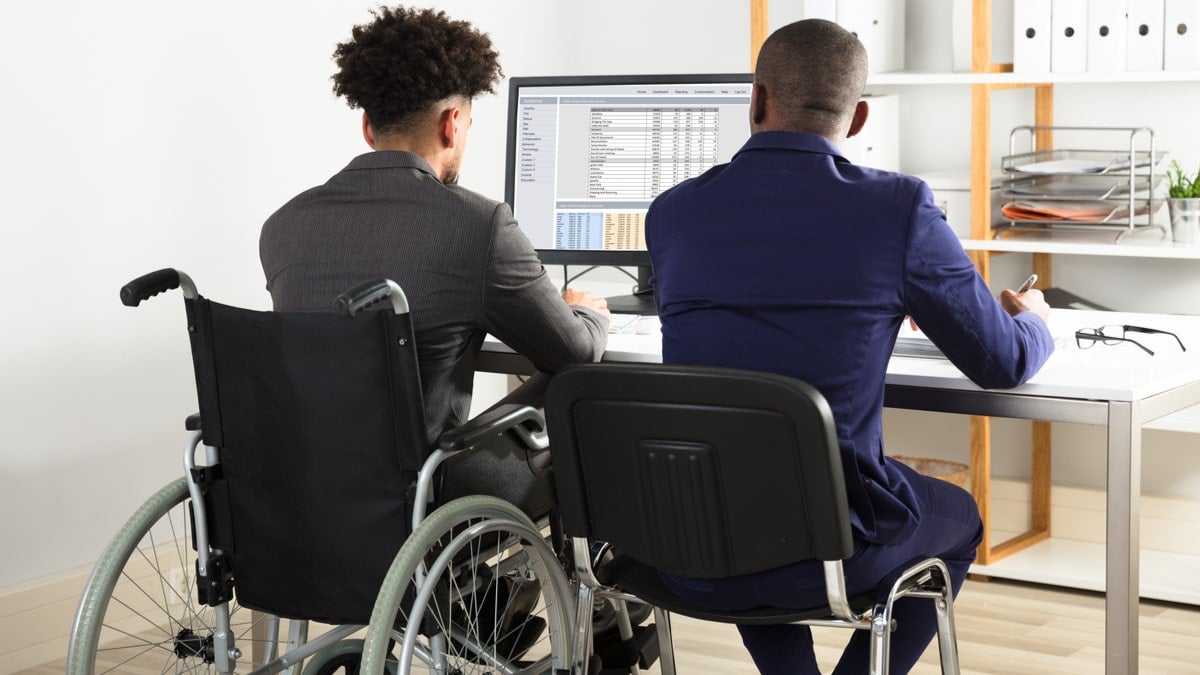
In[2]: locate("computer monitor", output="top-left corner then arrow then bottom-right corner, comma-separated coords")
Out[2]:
504,73 -> 753,313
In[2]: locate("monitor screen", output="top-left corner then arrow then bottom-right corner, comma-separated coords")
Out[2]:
504,74 -> 754,267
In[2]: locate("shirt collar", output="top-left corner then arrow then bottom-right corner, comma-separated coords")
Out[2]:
342,150 -> 440,179
733,130 -> 849,163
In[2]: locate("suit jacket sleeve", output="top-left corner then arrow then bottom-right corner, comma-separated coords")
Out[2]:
902,183 -> 1054,389
482,203 -> 609,370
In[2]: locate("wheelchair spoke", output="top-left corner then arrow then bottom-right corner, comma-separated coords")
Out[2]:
359,497 -> 575,675
94,633 -> 174,674
74,484 -> 280,674
147,526 -> 180,637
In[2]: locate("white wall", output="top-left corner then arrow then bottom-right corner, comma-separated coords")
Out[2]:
0,0 -> 571,589
0,0 -> 749,590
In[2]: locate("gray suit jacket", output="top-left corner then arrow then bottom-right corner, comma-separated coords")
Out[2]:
260,151 -> 608,443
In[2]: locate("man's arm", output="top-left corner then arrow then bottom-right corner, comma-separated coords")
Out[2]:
482,203 -> 610,370
902,184 -> 1054,389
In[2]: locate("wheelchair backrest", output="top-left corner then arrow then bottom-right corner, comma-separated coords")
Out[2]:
546,363 -> 855,579
183,296 -> 427,623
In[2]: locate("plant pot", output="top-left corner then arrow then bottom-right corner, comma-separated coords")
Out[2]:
1168,198 -> 1200,244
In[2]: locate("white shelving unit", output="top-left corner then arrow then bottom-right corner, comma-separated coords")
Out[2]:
888,4 -> 1200,605
961,231 -> 1200,258
869,70 -> 1200,86
972,531 -> 1200,606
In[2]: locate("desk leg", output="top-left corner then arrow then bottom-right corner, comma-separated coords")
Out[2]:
1106,401 -> 1139,674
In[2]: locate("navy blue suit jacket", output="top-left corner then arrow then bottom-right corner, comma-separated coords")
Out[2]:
646,131 -> 1054,546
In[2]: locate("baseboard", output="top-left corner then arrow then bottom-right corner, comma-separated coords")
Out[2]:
0,563 -> 92,674
988,478 -> 1200,557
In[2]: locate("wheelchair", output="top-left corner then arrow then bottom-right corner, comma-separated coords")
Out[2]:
66,269 -> 655,674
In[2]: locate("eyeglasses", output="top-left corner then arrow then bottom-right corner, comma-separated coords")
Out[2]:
1074,324 -> 1187,356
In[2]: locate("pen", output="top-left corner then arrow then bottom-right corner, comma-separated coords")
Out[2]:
1017,273 -> 1038,293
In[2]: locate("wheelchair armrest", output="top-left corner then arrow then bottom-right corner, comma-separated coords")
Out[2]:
185,413 -> 201,431
436,404 -> 547,453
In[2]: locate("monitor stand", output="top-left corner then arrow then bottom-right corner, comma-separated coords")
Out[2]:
605,290 -> 656,315
604,265 -> 656,315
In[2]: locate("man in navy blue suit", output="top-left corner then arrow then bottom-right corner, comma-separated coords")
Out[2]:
646,19 -> 1054,675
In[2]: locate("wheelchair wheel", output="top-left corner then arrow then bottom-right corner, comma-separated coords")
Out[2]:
360,495 -> 575,674
67,478 -> 288,674
302,638 -> 397,675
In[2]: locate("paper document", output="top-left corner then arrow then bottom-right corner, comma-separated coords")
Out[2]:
1006,179 -> 1126,199
1011,157 -> 1150,175
1001,201 -> 1127,222
892,324 -> 946,359
607,313 -> 642,334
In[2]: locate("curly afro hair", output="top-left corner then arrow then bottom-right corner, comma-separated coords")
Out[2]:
332,5 -> 502,134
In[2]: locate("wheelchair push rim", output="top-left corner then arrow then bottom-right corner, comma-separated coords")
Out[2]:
67,478 -> 283,674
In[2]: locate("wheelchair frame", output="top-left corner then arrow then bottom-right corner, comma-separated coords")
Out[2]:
67,270 -> 586,675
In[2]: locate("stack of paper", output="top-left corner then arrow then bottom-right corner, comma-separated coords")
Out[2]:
1011,157 -> 1150,175
893,336 -> 946,359
893,323 -> 945,359
1001,201 -> 1120,222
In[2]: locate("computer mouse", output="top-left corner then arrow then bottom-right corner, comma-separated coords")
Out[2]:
634,317 -> 661,335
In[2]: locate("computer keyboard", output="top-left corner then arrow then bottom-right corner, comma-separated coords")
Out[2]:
608,313 -> 642,334
608,314 -> 661,335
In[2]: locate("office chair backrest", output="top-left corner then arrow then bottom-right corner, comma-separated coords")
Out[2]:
546,363 -> 854,579
183,296 -> 427,623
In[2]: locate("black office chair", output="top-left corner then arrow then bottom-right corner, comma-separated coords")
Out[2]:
545,363 -> 961,675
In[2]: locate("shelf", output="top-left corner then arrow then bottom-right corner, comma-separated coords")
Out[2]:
867,70 -> 1200,86
971,532 -> 1200,606
1145,403 -> 1200,433
959,229 -> 1200,259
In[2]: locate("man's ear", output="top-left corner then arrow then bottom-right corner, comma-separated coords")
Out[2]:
439,106 -> 461,148
846,99 -> 869,139
361,112 -> 377,149
750,82 -> 768,126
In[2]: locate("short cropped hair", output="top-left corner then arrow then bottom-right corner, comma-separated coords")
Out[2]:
331,6 -> 502,134
754,19 -> 868,135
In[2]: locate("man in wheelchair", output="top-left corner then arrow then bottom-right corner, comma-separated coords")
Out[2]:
260,5 -> 610,517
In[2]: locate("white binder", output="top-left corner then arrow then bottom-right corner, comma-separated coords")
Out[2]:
837,0 -> 872,60
1087,0 -> 1128,71
1052,0 -> 1090,72
1013,0 -> 1052,72
804,0 -> 838,21
1127,0 -> 1166,70
868,0 -> 906,72
1164,0 -> 1200,70
841,94 -> 899,172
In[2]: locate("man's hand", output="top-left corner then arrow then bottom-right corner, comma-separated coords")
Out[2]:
563,288 -> 611,317
999,287 -> 1050,324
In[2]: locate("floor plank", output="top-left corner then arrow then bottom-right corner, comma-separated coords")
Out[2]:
22,578 -> 1200,673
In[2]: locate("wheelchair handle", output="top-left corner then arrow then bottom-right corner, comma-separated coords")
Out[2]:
334,279 -> 410,317
120,268 -> 198,306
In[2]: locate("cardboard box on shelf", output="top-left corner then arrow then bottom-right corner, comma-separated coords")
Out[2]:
917,168 -> 1005,239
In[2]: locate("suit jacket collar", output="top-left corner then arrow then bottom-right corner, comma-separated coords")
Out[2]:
342,150 -> 440,180
734,130 -> 849,163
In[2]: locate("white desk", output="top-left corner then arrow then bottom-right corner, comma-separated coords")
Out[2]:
479,308 -> 1200,674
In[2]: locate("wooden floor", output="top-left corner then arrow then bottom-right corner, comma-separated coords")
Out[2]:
663,578 -> 1200,675
25,578 -> 1200,674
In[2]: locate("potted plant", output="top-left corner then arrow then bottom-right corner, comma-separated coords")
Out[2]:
1167,161 -> 1200,243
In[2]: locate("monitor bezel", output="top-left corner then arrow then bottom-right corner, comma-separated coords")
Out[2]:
503,73 -> 754,267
